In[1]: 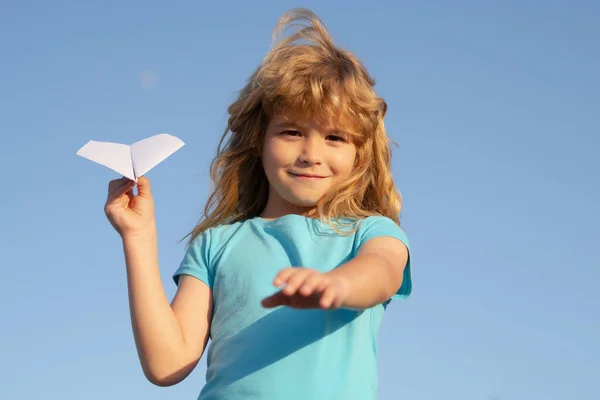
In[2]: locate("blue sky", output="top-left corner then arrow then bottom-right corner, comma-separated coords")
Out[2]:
1,1 -> 598,399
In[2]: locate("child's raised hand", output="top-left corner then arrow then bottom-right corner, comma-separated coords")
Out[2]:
104,176 -> 156,237
261,268 -> 351,309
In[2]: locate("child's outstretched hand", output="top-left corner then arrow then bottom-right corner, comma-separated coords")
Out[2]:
104,176 -> 156,237
261,268 -> 350,309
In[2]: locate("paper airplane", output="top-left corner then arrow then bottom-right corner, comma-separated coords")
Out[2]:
76,133 -> 184,181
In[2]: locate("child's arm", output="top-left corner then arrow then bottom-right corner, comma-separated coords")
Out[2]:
262,236 -> 408,310
123,231 -> 213,386
105,177 -> 212,386
326,236 -> 408,309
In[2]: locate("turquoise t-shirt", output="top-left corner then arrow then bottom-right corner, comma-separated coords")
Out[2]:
173,214 -> 412,400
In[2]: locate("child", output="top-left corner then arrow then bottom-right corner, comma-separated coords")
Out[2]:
104,8 -> 412,400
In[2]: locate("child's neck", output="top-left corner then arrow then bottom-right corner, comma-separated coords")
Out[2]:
259,200 -> 317,220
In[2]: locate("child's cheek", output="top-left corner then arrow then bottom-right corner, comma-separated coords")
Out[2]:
331,151 -> 356,176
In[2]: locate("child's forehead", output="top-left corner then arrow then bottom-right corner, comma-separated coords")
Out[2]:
270,111 -> 352,132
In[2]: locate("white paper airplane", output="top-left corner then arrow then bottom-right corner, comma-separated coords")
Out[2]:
76,133 -> 184,181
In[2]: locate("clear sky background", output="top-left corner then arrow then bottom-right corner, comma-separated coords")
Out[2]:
1,1 -> 598,399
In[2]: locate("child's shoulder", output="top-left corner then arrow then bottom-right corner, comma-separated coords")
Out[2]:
187,219 -> 247,248
353,215 -> 410,248
340,215 -> 404,234
358,215 -> 404,231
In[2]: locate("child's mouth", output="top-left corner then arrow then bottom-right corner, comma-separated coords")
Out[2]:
288,172 -> 327,181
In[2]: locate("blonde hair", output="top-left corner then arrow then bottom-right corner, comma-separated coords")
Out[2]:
186,8 -> 402,243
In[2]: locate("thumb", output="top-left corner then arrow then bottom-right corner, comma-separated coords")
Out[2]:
136,176 -> 153,198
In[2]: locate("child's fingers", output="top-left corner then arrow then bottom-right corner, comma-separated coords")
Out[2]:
273,267 -> 295,286
136,176 -> 152,198
282,270 -> 312,295
300,274 -> 326,296
320,285 -> 338,309
107,177 -> 132,196
106,178 -> 136,203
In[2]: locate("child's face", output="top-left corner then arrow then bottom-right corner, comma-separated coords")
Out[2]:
261,113 -> 357,215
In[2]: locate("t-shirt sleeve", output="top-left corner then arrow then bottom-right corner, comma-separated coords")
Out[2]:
356,216 -> 412,300
172,229 -> 214,289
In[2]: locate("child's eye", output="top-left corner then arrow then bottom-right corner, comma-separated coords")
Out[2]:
281,130 -> 301,137
326,134 -> 346,142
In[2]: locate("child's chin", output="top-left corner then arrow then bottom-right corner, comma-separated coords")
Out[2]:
287,195 -> 321,208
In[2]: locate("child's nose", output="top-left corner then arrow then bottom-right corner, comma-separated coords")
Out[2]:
298,137 -> 324,165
